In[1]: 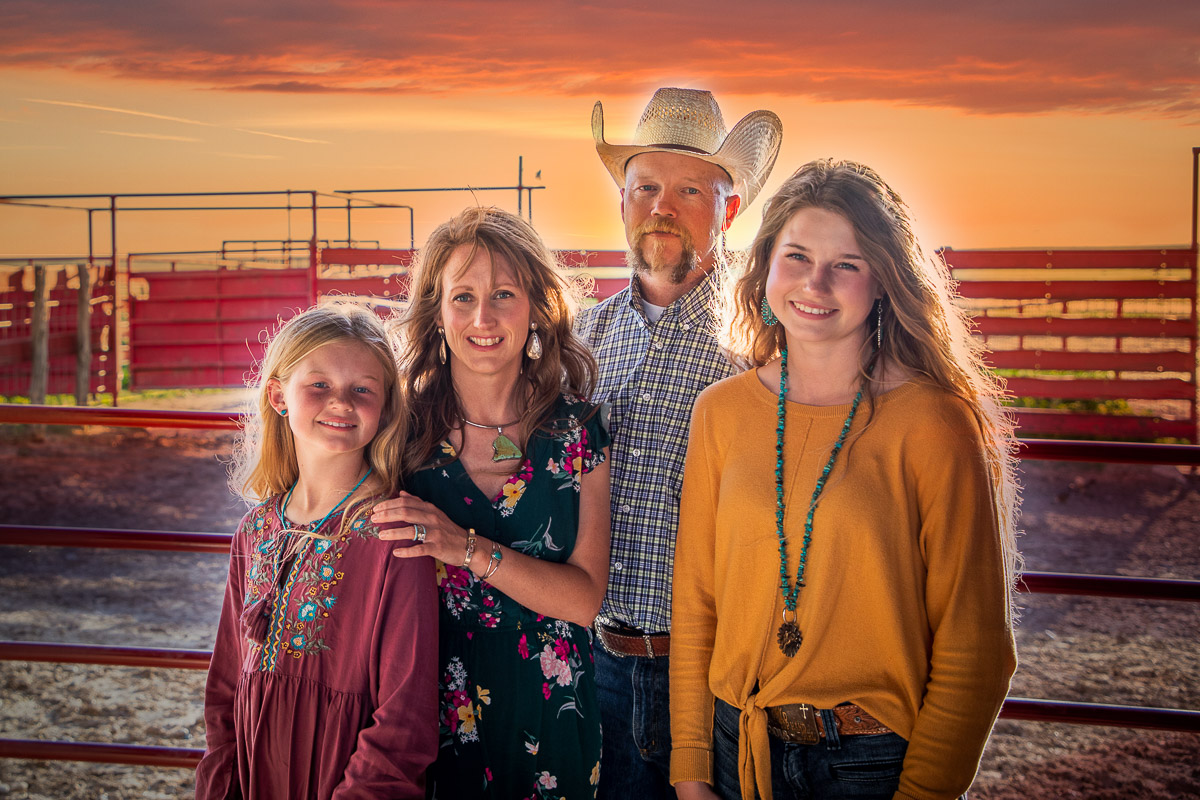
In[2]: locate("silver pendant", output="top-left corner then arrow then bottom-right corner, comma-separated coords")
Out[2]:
777,621 -> 802,657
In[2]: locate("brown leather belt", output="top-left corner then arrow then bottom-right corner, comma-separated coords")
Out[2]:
594,619 -> 670,658
766,703 -> 890,744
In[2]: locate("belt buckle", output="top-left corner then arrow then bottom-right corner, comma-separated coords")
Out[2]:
773,704 -> 820,745
593,620 -> 627,659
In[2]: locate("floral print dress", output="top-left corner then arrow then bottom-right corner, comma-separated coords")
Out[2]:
407,396 -> 610,800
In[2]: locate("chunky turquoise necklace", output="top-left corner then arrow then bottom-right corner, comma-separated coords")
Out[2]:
774,347 -> 864,657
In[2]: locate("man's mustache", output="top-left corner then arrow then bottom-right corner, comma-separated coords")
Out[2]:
632,219 -> 694,247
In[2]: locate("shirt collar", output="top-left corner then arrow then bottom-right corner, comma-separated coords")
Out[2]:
628,268 -> 722,328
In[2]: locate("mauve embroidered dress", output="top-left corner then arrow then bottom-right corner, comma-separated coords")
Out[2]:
195,497 -> 439,800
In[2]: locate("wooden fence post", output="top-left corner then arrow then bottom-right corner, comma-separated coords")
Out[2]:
76,263 -> 92,405
29,264 -> 49,404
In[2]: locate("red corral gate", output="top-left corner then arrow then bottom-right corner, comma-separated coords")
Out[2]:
126,248 -> 414,390
0,262 -> 116,398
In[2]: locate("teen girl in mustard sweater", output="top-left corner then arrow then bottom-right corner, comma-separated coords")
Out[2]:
670,160 -> 1019,800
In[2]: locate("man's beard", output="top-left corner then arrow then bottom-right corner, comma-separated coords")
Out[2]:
626,219 -> 701,285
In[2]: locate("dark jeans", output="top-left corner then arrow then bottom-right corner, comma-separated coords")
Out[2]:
712,698 -> 908,800
593,642 -> 676,800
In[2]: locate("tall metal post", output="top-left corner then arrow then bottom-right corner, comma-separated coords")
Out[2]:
309,191 -> 319,305
1192,147 -> 1199,445
75,263 -> 92,405
517,156 -> 524,216
30,265 -> 49,404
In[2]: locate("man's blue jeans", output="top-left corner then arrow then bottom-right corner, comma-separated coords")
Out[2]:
594,643 -> 676,800
711,698 -> 909,800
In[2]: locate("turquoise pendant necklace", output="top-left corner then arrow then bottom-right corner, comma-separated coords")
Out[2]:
774,347 -> 864,657
462,416 -> 523,462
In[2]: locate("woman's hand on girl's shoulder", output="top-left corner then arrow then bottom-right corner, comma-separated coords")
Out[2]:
373,491 -> 470,564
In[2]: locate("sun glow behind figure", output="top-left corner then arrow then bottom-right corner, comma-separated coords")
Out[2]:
0,1 -> 1197,258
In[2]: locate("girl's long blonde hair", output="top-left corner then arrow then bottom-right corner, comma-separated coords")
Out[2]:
394,206 -> 597,474
231,301 -> 406,508
724,158 -> 1021,590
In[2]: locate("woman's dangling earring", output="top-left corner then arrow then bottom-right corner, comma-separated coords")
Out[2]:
875,299 -> 884,351
525,321 -> 542,360
279,408 -> 288,417
761,297 -> 778,326
437,327 -> 448,365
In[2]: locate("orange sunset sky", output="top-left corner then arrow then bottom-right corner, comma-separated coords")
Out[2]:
1,1 -> 1198,259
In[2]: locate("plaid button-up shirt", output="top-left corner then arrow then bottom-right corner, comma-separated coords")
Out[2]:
576,271 -> 737,633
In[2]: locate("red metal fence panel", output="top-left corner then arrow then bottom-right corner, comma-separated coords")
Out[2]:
8,246 -> 1198,443
0,262 -> 116,397
943,246 -> 1198,442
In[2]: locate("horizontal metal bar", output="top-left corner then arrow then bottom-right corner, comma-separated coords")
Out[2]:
0,739 -> 202,768
0,190 -> 310,200
1018,439 -> 1200,465
959,280 -> 1194,301
3,406 -> 1197,461
1,699 -> 1194,770
0,641 -> 210,669
0,404 -> 240,430
1005,376 -> 1194,400
975,316 -> 1195,337
1020,571 -> 1200,601
943,247 -> 1196,269
335,185 -> 545,194
0,525 -> 232,553
999,698 -> 1200,731
1014,411 -> 1196,442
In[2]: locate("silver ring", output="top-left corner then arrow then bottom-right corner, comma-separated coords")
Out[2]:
412,524 -> 427,544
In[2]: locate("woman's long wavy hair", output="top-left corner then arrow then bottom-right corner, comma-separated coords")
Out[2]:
395,206 -> 597,474
723,158 -> 1021,591
231,301 -> 406,513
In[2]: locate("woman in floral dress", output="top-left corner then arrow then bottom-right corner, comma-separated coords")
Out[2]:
375,207 -> 611,799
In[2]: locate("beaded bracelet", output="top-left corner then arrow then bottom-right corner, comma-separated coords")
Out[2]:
482,541 -> 504,580
461,528 -> 477,569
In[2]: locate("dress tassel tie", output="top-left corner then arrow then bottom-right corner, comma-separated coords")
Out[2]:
240,590 -> 275,646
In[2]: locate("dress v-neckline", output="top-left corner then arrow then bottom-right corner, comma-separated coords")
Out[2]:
442,439 -> 530,506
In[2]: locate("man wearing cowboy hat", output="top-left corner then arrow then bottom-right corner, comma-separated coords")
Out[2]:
576,87 -> 782,798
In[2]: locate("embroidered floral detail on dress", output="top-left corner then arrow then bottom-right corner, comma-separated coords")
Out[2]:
240,500 -> 380,668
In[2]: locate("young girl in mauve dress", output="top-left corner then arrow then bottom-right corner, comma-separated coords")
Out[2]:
196,302 -> 439,800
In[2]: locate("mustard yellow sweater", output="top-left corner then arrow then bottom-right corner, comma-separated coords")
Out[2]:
670,369 -> 1016,800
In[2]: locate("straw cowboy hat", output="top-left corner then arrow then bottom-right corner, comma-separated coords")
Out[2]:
592,87 -> 783,212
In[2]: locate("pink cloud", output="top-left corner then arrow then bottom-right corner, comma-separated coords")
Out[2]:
1,0 -> 1196,117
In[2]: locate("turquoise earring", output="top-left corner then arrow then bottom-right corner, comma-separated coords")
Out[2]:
761,297 -> 778,326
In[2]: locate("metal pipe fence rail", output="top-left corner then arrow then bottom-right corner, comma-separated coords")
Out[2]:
1,402 -> 1198,768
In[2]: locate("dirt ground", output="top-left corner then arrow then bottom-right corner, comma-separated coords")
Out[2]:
1,396 -> 1198,799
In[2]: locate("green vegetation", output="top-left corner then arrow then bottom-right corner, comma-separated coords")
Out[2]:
0,387 -> 235,407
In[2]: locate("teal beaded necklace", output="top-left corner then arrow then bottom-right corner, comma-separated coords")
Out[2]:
774,347 -> 865,657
